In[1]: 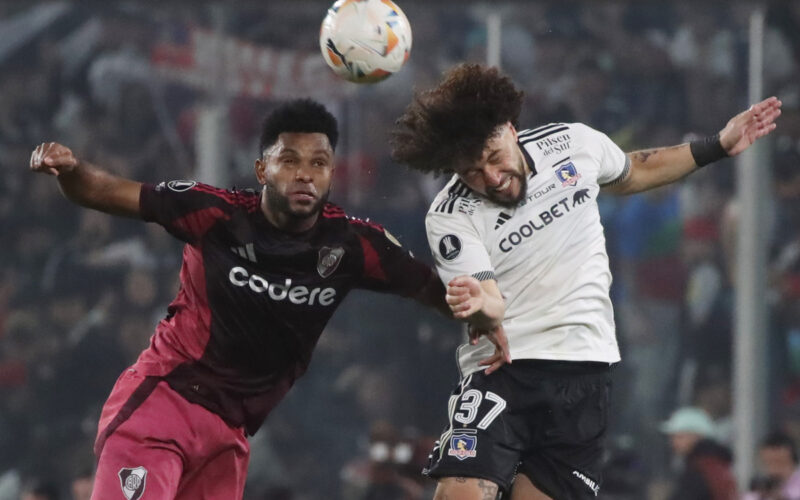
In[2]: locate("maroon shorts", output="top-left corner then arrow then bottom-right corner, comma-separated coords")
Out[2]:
91,365 -> 249,500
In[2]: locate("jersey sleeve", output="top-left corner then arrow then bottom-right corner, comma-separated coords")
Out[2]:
425,209 -> 494,285
139,180 -> 236,244
575,123 -> 631,187
351,220 -> 440,298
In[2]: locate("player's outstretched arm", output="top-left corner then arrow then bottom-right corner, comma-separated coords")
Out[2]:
605,96 -> 782,195
412,272 -> 452,318
30,142 -> 142,218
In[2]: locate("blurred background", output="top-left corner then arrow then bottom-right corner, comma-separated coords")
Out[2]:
1,1 -> 800,499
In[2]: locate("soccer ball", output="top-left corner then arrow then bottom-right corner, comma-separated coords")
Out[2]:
320,0 -> 412,84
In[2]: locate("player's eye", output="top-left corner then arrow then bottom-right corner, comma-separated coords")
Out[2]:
464,169 -> 481,179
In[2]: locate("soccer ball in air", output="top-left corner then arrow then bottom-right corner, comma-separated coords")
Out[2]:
320,0 -> 412,84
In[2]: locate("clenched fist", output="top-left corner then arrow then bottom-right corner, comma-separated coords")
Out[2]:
29,142 -> 79,176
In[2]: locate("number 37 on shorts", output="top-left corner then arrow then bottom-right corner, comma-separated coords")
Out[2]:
442,377 -> 507,461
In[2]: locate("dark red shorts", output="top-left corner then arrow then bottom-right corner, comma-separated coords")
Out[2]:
91,365 -> 249,500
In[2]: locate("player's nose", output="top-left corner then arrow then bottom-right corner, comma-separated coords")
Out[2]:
295,164 -> 313,181
484,165 -> 503,187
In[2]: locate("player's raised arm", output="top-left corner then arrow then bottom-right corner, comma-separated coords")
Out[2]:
29,142 -> 142,218
604,96 -> 782,195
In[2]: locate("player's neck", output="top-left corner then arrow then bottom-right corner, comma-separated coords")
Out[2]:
260,196 -> 319,233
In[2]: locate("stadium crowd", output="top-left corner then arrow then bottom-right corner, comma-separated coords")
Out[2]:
1,2 -> 800,499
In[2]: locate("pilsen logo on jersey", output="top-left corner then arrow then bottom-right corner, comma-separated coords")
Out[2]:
317,246 -> 345,278
118,466 -> 147,500
555,162 -> 582,187
439,234 -> 462,261
448,434 -> 477,460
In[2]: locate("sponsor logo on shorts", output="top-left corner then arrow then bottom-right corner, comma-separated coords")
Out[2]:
572,470 -> 600,496
447,434 -> 477,460
118,466 -> 147,500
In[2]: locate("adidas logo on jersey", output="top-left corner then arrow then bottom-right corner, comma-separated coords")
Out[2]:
231,243 -> 257,263
435,181 -> 472,214
494,212 -> 511,230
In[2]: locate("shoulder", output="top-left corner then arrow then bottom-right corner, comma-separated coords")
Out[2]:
321,202 -> 386,235
518,122 -> 616,166
517,122 -> 572,143
151,180 -> 261,212
427,175 -> 482,216
321,203 -> 409,256
517,122 -> 600,149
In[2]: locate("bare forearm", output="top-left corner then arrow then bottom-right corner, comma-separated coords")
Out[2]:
447,277 -> 505,329
610,97 -> 783,196
614,144 -> 697,195
57,162 -> 142,217
466,293 -> 504,330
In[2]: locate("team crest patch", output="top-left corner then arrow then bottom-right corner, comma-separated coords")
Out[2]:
118,466 -> 147,500
317,246 -> 345,278
439,235 -> 462,261
167,180 -> 197,192
448,434 -> 477,460
555,162 -> 582,187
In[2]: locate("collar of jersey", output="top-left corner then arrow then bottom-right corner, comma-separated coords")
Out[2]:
517,142 -> 538,178
254,195 -> 322,238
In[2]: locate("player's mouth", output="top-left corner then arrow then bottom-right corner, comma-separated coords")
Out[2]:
289,189 -> 317,203
489,176 -> 514,197
496,176 -> 512,192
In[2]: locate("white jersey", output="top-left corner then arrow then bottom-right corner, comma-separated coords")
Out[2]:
426,122 -> 630,377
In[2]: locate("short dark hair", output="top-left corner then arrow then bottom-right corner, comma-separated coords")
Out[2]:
390,63 -> 524,174
762,431 -> 799,463
259,99 -> 338,155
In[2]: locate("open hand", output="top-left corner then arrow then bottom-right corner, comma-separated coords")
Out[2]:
469,324 -> 511,374
719,96 -> 781,157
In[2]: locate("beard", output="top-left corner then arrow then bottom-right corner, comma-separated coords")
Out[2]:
486,171 -> 527,208
264,180 -> 330,221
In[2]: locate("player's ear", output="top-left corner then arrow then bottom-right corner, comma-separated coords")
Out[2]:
254,157 -> 267,185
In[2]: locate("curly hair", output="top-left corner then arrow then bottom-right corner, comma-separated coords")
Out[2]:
390,63 -> 524,174
259,99 -> 339,154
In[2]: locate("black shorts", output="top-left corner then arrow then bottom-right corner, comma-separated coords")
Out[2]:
424,360 -> 612,499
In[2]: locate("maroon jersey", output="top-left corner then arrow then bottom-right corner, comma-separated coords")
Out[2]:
135,180 -> 440,435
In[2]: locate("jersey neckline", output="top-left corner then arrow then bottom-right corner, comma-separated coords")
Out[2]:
517,142 -> 538,178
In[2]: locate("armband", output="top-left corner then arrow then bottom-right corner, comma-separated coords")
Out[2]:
690,133 -> 728,168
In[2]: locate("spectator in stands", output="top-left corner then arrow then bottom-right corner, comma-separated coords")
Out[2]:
745,431 -> 800,500
661,406 -> 737,500
69,469 -> 92,500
